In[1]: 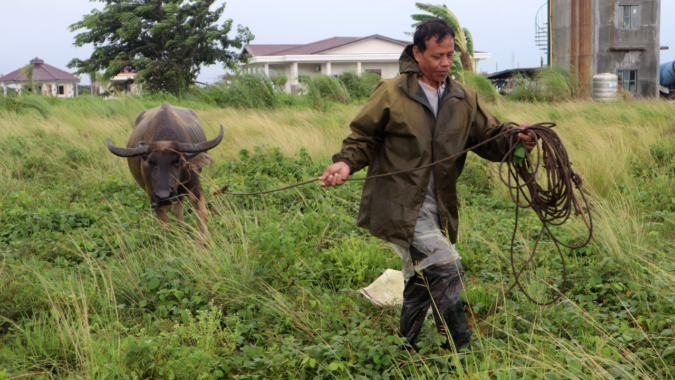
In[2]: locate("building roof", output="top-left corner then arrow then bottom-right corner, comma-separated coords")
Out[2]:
244,35 -> 409,56
486,68 -> 538,80
0,57 -> 80,83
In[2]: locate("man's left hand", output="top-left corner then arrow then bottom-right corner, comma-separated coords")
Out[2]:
517,122 -> 536,152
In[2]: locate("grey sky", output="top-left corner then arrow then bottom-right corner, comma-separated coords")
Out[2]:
1,0 -> 673,85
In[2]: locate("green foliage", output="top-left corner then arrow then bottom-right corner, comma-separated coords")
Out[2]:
67,0 -> 253,94
213,74 -> 280,109
19,65 -> 36,94
535,66 -> 581,101
270,73 -> 288,91
299,74 -> 351,111
0,95 -> 52,117
461,71 -> 500,102
410,3 -> 474,70
338,71 -> 380,100
507,66 -> 581,102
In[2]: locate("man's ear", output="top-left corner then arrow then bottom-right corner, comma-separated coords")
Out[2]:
412,45 -> 422,62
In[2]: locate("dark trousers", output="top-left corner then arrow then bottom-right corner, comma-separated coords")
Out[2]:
399,246 -> 471,351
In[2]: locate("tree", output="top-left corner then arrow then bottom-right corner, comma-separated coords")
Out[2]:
19,64 -> 37,94
68,0 -> 254,94
410,3 -> 475,72
88,71 -> 104,96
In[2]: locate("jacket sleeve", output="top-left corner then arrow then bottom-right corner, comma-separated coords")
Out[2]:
331,81 -> 390,173
466,92 -> 514,162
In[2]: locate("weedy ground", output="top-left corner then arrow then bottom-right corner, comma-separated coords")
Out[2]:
1,96 -> 674,379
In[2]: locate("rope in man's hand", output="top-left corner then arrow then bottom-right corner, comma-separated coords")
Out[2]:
204,122 -> 593,309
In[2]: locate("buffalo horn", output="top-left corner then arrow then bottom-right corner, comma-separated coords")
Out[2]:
177,125 -> 224,153
107,139 -> 149,157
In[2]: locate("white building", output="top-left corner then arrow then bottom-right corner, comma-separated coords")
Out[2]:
0,58 -> 80,97
92,68 -> 143,96
242,35 -> 492,93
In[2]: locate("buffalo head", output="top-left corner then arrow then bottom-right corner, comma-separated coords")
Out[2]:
107,125 -> 223,207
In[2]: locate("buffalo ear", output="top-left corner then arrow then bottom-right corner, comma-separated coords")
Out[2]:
138,143 -> 148,160
187,152 -> 213,170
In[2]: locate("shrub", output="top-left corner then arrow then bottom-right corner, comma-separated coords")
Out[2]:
216,74 -> 279,109
507,66 -> 582,102
270,73 -> 288,91
300,74 -> 351,104
338,71 -> 380,100
535,66 -> 581,101
461,71 -> 500,102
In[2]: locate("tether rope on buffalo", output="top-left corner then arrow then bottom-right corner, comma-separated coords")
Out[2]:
199,122 -> 594,307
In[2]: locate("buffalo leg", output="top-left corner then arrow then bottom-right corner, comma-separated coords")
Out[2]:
155,206 -> 172,231
190,192 -> 210,242
173,198 -> 186,228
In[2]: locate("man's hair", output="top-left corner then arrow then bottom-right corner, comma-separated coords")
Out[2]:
413,19 -> 456,53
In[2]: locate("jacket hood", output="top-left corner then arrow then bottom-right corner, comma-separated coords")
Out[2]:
399,45 -> 423,75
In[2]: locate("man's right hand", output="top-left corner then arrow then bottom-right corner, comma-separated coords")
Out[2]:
319,161 -> 351,187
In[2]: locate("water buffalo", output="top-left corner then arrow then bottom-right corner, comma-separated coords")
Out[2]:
107,102 -> 223,241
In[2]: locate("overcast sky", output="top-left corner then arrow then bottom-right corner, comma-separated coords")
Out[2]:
1,0 -> 673,85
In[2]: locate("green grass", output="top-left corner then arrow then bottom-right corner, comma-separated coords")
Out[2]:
1,96 -> 675,379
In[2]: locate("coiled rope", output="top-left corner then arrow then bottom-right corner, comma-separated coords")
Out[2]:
197,122 -> 593,306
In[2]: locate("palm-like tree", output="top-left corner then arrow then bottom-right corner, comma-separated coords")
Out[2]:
88,71 -> 104,96
20,64 -> 36,94
410,3 -> 475,72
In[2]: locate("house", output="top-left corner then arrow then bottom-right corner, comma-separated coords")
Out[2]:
242,35 -> 492,93
486,68 -> 539,93
92,68 -> 143,96
550,0 -> 665,98
0,58 -> 81,97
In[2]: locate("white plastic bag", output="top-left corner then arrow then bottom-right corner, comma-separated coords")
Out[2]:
359,269 -> 405,307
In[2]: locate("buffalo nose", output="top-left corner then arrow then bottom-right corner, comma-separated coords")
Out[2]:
154,189 -> 172,199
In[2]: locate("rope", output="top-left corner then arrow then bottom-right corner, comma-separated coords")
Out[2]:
170,122 -> 593,307
211,122 -> 528,196
494,122 -> 593,309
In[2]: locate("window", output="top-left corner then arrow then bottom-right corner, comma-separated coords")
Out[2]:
617,70 -> 637,92
619,5 -> 638,28
365,69 -> 382,77
57,85 -> 65,95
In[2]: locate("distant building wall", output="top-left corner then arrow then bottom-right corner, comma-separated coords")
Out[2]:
551,0 -> 661,98
321,39 -> 405,55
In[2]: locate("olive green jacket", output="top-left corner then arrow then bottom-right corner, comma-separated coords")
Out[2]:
332,45 -> 512,247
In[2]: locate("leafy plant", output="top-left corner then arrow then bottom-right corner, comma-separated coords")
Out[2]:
461,71 -> 500,102
410,3 -> 475,71
338,71 -> 380,100
270,73 -> 288,91
67,0 -> 254,94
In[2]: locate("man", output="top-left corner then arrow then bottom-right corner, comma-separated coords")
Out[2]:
319,19 -> 535,352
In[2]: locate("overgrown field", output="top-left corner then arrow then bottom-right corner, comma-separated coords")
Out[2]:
1,96 -> 674,379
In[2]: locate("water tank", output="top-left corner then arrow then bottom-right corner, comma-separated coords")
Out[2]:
592,73 -> 618,102
661,61 -> 675,86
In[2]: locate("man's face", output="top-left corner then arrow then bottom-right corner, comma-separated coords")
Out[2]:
412,35 -> 455,83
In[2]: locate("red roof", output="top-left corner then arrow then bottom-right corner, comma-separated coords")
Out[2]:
0,57 -> 80,83
244,35 -> 409,56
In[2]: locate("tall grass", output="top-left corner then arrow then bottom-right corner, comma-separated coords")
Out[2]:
1,95 -> 675,378
509,66 -> 585,102
461,71 -> 500,102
